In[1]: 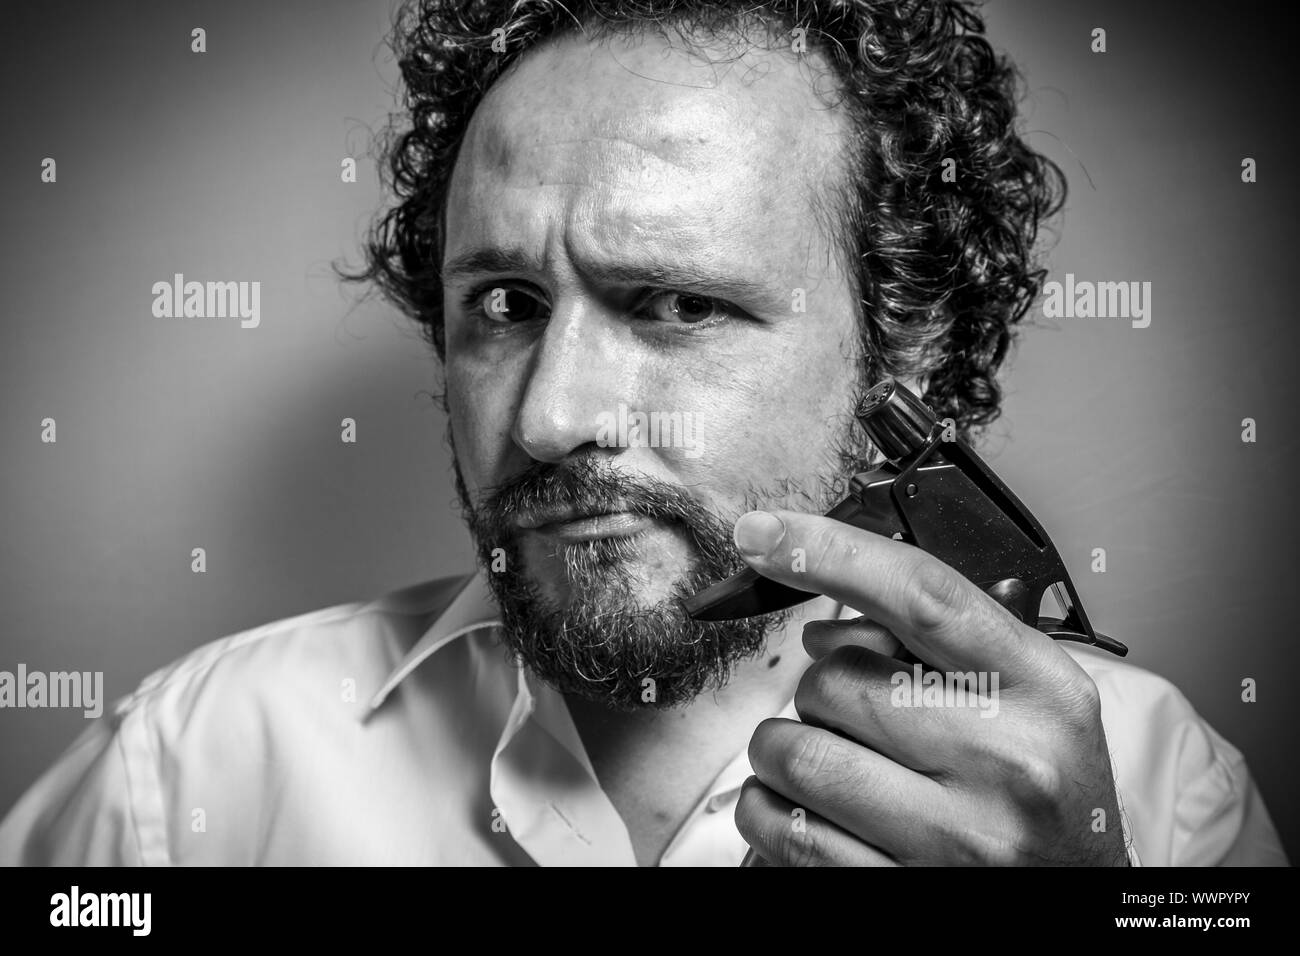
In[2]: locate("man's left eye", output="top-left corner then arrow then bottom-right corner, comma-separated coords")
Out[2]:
642,291 -> 727,324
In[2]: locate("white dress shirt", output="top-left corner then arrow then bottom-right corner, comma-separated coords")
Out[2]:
0,570 -> 1287,866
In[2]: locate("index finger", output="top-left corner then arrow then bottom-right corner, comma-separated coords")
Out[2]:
733,509 -> 1048,678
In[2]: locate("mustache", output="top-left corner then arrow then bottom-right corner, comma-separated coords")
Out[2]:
468,457 -> 720,539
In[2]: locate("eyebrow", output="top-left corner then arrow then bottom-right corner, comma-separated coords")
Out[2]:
441,248 -> 539,284
441,247 -> 786,308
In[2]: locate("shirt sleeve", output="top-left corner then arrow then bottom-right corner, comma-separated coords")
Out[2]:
1070,644 -> 1288,867
1169,717 -> 1288,866
0,703 -> 167,866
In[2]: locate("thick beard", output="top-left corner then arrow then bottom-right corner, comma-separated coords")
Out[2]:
449,403 -> 871,711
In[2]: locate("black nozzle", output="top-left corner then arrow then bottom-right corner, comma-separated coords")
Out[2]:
856,380 -> 938,463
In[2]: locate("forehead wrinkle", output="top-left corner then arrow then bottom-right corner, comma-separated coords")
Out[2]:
468,123 -> 825,233
450,28 -> 856,299
474,108 -> 749,188
451,159 -> 841,305
472,38 -> 848,191
564,189 -> 761,270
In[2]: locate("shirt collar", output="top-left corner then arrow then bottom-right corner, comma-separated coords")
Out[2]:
365,569 -> 503,714
364,565 -> 851,734
363,565 -> 853,854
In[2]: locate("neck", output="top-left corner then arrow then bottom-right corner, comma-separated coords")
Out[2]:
563,593 -> 842,864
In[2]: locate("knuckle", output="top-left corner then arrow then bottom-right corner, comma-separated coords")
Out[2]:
776,815 -> 826,867
734,781 -> 828,867
794,658 -> 835,713
903,559 -> 965,635
1000,747 -> 1066,809
1057,671 -> 1103,729
804,523 -> 860,577
934,818 -> 1020,866
967,832 -> 1022,867
795,648 -> 865,714
779,729 -> 840,795
747,717 -> 784,772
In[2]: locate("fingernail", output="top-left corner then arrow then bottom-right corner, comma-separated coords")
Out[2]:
735,511 -> 785,556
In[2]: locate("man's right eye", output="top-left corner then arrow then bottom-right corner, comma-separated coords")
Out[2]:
467,285 -> 548,323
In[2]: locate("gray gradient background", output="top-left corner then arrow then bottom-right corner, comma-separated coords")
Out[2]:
2,0 -> 1297,861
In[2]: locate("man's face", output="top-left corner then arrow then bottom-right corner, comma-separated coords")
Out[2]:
440,26 -> 865,707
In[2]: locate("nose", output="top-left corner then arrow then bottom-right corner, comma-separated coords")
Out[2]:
511,301 -> 634,463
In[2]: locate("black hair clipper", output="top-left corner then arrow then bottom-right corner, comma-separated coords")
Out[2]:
683,380 -> 1127,658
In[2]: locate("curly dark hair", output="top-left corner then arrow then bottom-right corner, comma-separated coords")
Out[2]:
351,0 -> 1065,437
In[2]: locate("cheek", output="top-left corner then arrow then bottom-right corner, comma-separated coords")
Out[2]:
445,354 -> 523,489
663,332 -> 859,506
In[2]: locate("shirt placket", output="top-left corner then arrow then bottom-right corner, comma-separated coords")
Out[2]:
489,667 -> 638,866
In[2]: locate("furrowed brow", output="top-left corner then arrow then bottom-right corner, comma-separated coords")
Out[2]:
442,246 -> 784,310
440,248 -> 541,284
589,260 -> 783,307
